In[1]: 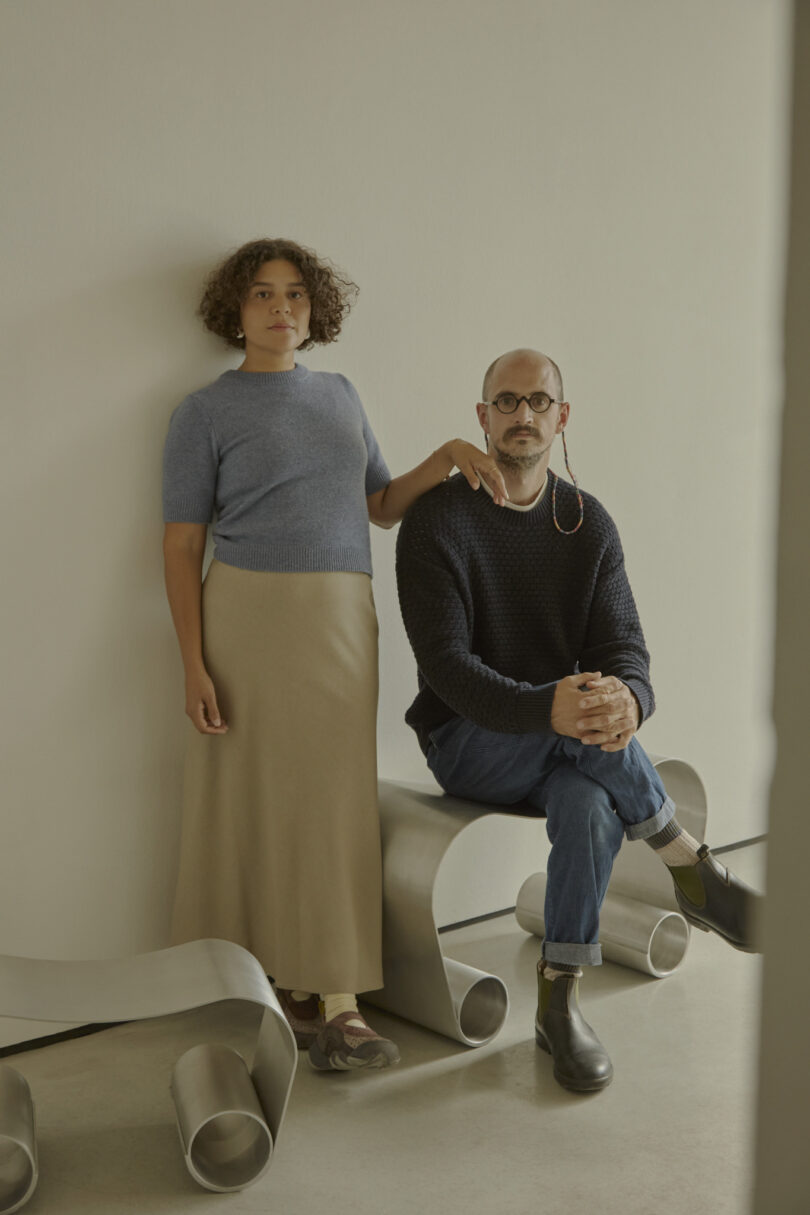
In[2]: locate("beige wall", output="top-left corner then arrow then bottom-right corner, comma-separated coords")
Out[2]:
0,1 -> 789,1046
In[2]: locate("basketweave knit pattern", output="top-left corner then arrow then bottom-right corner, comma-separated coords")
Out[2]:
395,473 -> 654,752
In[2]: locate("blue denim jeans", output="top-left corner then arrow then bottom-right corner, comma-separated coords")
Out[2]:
426,718 -> 676,966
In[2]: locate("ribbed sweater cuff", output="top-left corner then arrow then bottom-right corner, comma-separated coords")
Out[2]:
515,683 -> 558,733
164,496 -> 213,523
625,679 -> 654,724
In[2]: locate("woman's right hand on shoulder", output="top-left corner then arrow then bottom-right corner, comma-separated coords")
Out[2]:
185,668 -> 229,735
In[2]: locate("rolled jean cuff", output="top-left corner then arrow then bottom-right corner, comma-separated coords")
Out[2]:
542,940 -> 602,967
623,794 -> 677,842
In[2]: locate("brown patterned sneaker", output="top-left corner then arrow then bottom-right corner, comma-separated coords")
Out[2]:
275,988 -> 324,1049
308,1011 -> 400,1071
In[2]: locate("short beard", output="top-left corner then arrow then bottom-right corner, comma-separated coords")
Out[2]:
493,444 -> 544,472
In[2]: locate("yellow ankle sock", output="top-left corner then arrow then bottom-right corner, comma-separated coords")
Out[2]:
321,993 -> 364,1027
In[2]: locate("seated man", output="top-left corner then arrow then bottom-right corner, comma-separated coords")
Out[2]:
395,347 -> 760,1094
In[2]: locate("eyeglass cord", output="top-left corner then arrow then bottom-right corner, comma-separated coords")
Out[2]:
551,430 -> 584,535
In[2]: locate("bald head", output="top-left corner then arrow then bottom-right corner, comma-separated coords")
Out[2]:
482,349 -> 564,403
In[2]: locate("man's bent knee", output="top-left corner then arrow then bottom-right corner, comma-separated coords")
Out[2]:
546,784 -> 624,855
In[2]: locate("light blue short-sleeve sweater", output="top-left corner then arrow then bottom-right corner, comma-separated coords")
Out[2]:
162,364 -> 391,575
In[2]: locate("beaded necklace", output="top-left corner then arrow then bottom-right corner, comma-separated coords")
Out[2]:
551,430 -> 584,534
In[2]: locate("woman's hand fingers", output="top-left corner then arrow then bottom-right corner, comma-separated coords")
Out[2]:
477,464 -> 509,506
203,689 -> 228,733
193,706 -> 229,734
459,457 -> 508,506
185,673 -> 229,734
447,440 -> 510,505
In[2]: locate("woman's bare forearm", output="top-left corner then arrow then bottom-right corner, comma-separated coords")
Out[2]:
163,526 -> 207,675
366,439 -> 509,528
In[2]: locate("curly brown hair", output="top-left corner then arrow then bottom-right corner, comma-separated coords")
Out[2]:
198,238 -> 359,351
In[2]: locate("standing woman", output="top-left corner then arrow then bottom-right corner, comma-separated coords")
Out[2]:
162,238 -> 506,1071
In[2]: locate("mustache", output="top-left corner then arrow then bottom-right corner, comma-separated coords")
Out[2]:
504,424 -> 540,439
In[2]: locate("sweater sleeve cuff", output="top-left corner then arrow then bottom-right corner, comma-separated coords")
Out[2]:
163,495 -> 214,524
625,679 -> 654,724
515,682 -> 558,733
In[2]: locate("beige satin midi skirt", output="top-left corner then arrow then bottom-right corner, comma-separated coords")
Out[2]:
171,560 -> 383,994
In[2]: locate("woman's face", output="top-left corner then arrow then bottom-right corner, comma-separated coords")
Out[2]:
240,259 -> 312,359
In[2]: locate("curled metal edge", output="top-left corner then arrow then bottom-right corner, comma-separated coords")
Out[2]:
0,1065 -> 36,1215
367,781 -> 510,1047
367,756 -> 707,1041
0,939 -> 297,1209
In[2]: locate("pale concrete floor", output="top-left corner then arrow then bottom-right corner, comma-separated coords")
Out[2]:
6,843 -> 765,1215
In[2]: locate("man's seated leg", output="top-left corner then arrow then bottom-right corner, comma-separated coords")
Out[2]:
528,766 -> 623,1093
428,719 -> 622,1093
425,716 -> 548,805
565,736 -> 762,952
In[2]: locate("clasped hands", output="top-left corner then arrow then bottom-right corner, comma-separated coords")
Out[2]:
550,671 -> 640,752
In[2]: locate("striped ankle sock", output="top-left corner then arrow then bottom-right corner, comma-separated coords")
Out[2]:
645,817 -> 702,867
540,961 -> 583,981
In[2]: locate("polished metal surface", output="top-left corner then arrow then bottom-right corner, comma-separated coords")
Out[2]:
367,782 -> 510,1046
515,873 -> 691,976
0,1066 -> 36,1215
369,756 -> 708,1042
171,1042 -> 273,1192
0,939 -> 296,1209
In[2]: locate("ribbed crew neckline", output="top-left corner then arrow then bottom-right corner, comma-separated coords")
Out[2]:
220,363 -> 310,388
468,471 -> 558,528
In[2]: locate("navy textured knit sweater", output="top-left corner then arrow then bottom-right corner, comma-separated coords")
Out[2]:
395,473 -> 654,753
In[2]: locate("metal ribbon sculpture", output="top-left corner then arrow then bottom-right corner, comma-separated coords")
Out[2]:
0,939 -> 297,1213
368,755 -> 707,1043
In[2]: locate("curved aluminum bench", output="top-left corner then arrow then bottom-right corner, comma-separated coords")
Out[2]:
0,939 -> 296,1214
368,755 -> 707,1048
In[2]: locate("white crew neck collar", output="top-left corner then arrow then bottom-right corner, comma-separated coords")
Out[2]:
481,474 -> 548,511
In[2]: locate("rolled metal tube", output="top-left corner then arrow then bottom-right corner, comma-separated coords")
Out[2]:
370,756 -> 706,1041
367,781 -> 509,1046
0,1065 -> 36,1215
369,938 -> 509,1048
0,940 -> 296,1211
171,1043 -> 272,1193
515,873 -> 691,977
444,960 -> 510,1045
